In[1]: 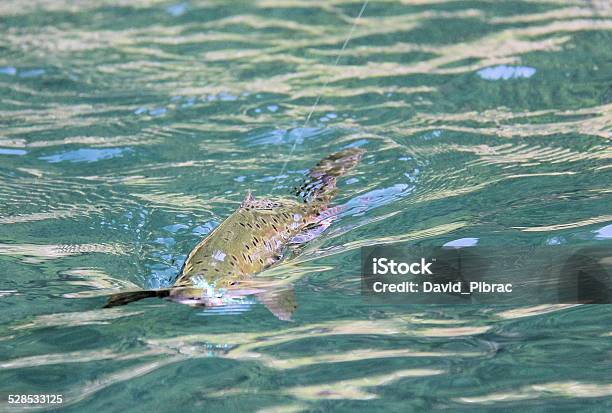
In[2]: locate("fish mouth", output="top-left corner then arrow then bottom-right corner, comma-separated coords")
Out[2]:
167,287 -> 263,307
170,296 -> 209,307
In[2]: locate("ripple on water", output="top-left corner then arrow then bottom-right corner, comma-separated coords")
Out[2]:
0,67 -> 46,77
249,126 -> 336,146
39,148 -> 132,163
0,148 -> 27,155
165,3 -> 187,17
0,66 -> 17,75
593,224 -> 612,240
163,223 -> 189,233
18,68 -> 46,78
0,1 -> 611,410
341,184 -> 415,217
192,221 -> 219,236
443,237 -> 480,248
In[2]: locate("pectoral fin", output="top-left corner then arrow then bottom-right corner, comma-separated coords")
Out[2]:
256,288 -> 297,321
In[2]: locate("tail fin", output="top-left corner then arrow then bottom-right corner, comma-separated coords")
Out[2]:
294,148 -> 365,203
103,289 -> 169,308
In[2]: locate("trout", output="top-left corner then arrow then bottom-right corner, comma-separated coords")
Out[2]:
105,148 -> 364,319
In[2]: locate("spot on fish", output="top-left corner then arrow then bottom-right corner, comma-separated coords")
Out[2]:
212,250 -> 226,261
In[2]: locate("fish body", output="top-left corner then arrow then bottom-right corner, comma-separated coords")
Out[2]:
105,148 -> 365,319
176,196 -> 319,289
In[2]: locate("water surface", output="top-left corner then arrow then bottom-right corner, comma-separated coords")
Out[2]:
0,0 -> 611,411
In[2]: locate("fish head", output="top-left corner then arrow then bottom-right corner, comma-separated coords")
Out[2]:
166,284 -> 261,314
167,287 -> 209,306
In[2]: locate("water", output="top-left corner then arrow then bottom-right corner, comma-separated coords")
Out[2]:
0,0 -> 611,411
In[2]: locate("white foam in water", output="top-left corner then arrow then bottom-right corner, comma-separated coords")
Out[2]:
0,66 -> 17,75
546,236 -> 566,245
443,237 -> 479,248
477,65 -> 536,80
134,107 -> 148,114
218,91 -> 238,101
0,148 -> 27,155
148,107 -> 167,116
166,3 -> 187,16
594,224 -> 612,240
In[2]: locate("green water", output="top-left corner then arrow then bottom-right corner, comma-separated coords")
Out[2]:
0,0 -> 611,411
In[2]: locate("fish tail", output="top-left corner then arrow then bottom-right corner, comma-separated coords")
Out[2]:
103,289 -> 170,308
295,148 -> 365,203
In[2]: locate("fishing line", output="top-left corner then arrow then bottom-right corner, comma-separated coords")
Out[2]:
271,0 -> 369,192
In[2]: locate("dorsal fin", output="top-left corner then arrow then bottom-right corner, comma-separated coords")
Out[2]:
240,191 -> 283,210
241,190 -> 256,208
